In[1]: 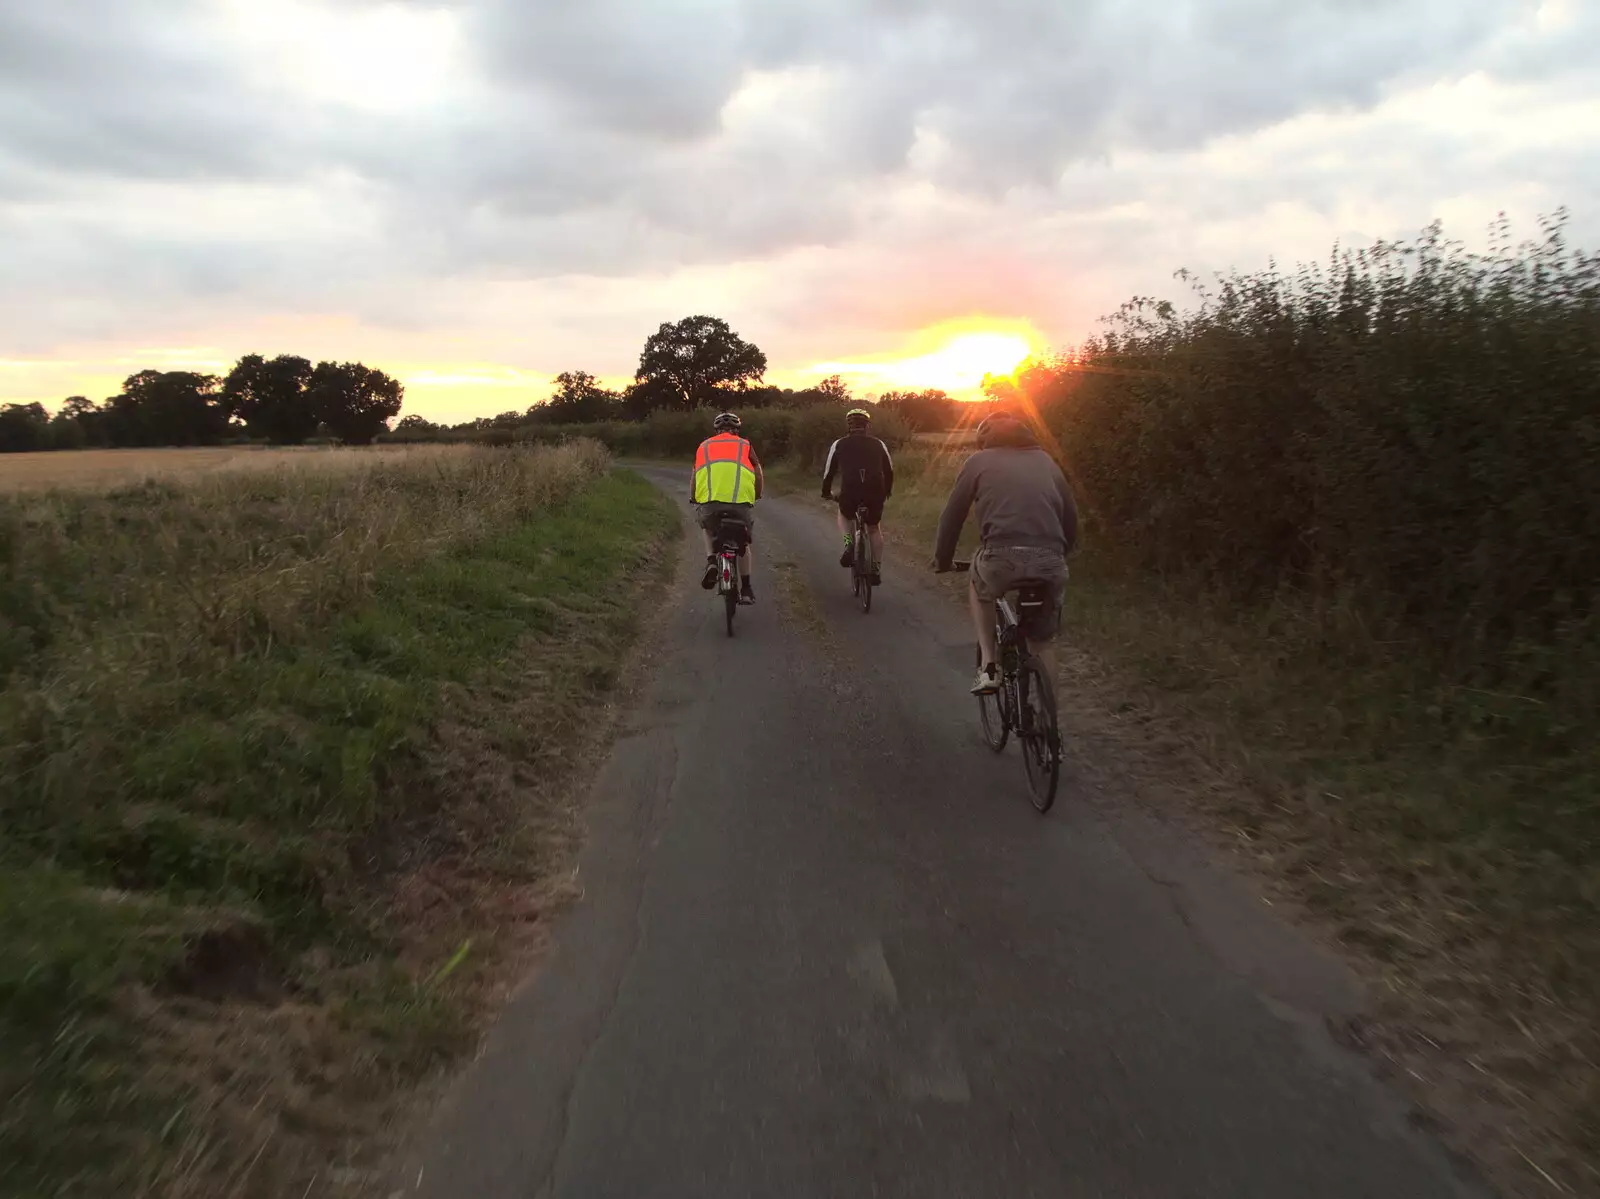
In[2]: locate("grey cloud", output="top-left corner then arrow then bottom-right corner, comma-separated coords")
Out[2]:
1,0 -> 1597,355
0,1 -> 298,180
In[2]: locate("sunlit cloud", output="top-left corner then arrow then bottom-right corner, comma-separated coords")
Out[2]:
221,1 -> 465,112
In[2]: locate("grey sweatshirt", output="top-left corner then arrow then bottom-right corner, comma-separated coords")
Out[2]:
933,428 -> 1078,567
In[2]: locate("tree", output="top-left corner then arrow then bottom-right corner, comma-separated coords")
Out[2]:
102,371 -> 228,446
537,370 -> 622,423
48,397 -> 97,449
0,402 -> 50,452
815,374 -> 852,402
877,388 -> 961,432
307,362 -> 404,445
633,316 -> 767,413
222,353 -> 316,443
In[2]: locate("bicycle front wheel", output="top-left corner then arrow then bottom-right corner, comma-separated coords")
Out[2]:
975,646 -> 1008,752
1017,658 -> 1060,812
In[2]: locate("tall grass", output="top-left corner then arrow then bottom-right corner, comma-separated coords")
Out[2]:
0,441 -> 657,1196
1040,214 -> 1599,665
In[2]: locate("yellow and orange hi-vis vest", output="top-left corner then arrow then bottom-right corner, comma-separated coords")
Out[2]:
693,432 -> 758,504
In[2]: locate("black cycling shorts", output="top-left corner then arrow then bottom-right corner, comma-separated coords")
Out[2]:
836,493 -> 885,526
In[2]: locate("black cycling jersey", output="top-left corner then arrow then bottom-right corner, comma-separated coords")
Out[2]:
821,432 -> 895,499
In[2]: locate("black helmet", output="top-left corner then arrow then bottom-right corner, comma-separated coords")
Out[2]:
713,411 -> 742,432
845,407 -> 871,431
977,408 -> 1023,447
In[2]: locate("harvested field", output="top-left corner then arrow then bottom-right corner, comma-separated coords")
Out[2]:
0,445 -> 465,493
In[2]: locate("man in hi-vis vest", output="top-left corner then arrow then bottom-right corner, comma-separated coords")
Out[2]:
692,411 -> 764,604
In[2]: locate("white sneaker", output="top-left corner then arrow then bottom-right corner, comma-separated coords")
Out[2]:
970,665 -> 999,695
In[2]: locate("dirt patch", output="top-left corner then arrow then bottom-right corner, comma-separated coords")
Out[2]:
165,924 -> 286,1005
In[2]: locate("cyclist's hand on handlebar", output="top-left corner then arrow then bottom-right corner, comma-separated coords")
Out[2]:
821,490 -> 832,502
931,558 -> 950,573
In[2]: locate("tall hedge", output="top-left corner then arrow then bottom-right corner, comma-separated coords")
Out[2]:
1031,215 -> 1599,691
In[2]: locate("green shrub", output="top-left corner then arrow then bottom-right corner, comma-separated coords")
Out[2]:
1029,215 -> 1599,676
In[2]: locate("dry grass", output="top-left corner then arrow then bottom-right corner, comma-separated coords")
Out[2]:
0,444 -> 469,493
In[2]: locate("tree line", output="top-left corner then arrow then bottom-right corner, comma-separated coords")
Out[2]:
2,315 -> 962,455
391,315 -> 965,441
0,357 -> 404,453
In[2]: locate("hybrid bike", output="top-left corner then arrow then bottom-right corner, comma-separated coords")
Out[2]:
850,503 -> 875,613
712,512 -> 751,637
955,561 -> 1062,812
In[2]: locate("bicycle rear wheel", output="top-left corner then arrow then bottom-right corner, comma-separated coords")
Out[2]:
856,533 -> 873,614
1017,658 -> 1060,812
724,585 -> 738,636
975,646 -> 1008,752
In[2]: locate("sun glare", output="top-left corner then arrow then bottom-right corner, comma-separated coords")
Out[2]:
810,318 -> 1046,399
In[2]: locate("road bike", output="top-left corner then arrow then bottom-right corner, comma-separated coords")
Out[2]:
955,561 -> 1062,812
712,512 -> 751,637
850,503 -> 875,614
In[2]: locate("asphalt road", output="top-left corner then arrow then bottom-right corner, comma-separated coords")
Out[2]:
400,467 -> 1487,1199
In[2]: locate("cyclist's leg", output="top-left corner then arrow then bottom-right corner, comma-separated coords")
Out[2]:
863,495 -> 886,567
737,505 -> 755,586
835,497 -> 856,566
970,573 -> 998,668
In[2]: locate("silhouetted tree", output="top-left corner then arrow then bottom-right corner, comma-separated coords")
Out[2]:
102,371 -> 228,446
632,316 -> 766,414
536,370 -> 622,423
0,402 -> 50,452
877,388 -> 962,431
815,374 -> 852,402
307,362 -> 403,445
222,354 -> 316,443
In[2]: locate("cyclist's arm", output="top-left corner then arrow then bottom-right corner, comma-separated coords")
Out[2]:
748,444 -> 765,500
1054,467 -> 1079,554
820,438 -> 841,495
878,438 -> 894,497
933,457 -> 979,569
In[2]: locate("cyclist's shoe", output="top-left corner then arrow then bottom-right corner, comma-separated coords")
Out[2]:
701,555 -> 718,590
740,579 -> 755,604
971,664 -> 999,695
869,569 -> 882,587
839,541 -> 855,568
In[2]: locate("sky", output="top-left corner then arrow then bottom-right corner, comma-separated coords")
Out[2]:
2,0 -> 1597,423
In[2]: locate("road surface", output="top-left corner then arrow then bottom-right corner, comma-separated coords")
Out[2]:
400,467 -> 1486,1198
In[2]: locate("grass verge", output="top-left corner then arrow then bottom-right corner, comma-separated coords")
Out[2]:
0,448 -> 679,1198
885,445 -> 1597,1198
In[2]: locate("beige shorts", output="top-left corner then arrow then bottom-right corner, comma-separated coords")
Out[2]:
972,545 -> 1068,640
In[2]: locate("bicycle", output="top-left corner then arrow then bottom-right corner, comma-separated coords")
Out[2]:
954,561 -> 1062,812
850,503 -> 875,614
712,512 -> 751,637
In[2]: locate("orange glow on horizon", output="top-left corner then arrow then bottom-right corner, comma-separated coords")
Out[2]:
806,316 -> 1048,400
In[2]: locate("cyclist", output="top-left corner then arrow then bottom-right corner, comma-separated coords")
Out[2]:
820,407 -> 894,585
932,409 -> 1077,694
693,411 -> 763,604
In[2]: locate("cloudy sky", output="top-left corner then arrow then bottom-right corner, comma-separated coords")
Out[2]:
2,0 -> 1597,422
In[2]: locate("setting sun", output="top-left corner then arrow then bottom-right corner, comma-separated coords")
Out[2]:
807,318 -> 1047,399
